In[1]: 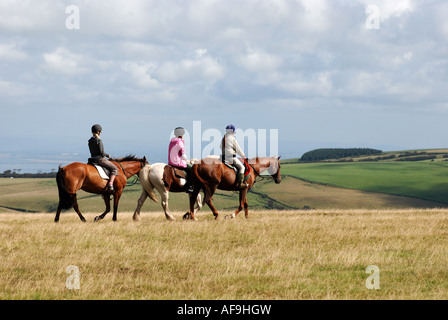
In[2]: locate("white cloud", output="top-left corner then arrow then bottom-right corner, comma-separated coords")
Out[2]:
0,42 -> 28,61
298,0 -> 330,32
196,48 -> 208,58
121,61 -> 160,89
156,52 -> 225,83
237,48 -> 282,73
41,47 -> 87,75
277,71 -> 333,97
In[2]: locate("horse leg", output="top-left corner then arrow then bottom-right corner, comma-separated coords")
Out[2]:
193,192 -> 202,215
112,191 -> 122,221
133,190 -> 147,221
73,197 -> 86,223
54,205 -> 62,222
226,189 -> 248,219
184,187 -> 200,221
206,200 -> 219,220
160,190 -> 176,221
94,194 -> 111,222
204,184 -> 219,220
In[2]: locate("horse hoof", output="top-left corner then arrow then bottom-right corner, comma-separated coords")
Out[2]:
183,213 -> 190,220
94,216 -> 100,222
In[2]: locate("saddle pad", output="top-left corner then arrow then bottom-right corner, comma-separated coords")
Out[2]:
94,165 -> 109,180
224,159 -> 251,181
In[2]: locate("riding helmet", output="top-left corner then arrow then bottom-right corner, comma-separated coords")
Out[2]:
91,124 -> 102,134
225,124 -> 236,133
174,127 -> 185,137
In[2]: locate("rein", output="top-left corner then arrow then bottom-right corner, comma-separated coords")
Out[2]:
116,160 -> 145,186
249,163 -> 264,184
249,160 -> 279,185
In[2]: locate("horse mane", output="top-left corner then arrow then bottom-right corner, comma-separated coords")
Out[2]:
110,154 -> 145,162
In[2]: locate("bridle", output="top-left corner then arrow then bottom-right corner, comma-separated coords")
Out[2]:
249,159 -> 280,185
117,160 -> 146,186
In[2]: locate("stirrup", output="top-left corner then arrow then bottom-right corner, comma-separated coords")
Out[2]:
239,182 -> 248,189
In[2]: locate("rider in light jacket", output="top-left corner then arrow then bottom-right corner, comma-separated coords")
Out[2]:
221,124 -> 248,188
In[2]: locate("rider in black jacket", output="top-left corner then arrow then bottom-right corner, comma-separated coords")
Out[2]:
89,124 -> 118,192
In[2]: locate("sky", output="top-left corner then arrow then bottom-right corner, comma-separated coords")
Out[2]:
1,0 -> 448,172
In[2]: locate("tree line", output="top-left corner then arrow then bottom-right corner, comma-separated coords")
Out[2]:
300,148 -> 383,162
1,169 -> 57,178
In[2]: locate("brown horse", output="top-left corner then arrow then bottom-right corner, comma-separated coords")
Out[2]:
184,156 -> 281,220
55,155 -> 148,222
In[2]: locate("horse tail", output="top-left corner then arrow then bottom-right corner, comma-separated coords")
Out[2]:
56,166 -> 76,210
139,164 -> 158,203
191,164 -> 211,205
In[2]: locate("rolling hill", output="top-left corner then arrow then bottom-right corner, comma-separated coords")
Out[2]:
1,149 -> 447,214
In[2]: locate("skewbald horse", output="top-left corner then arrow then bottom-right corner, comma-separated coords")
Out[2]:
184,156 -> 281,220
132,162 -> 202,221
55,155 -> 148,222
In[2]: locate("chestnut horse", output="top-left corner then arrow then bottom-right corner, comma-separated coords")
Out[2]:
55,155 -> 148,222
184,156 -> 281,220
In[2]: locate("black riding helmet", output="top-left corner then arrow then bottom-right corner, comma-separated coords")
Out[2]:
91,124 -> 102,134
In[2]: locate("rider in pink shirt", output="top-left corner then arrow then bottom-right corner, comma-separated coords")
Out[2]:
168,127 -> 187,168
168,127 -> 193,193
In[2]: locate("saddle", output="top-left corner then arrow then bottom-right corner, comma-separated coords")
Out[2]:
168,165 -> 188,180
88,158 -> 110,180
223,158 -> 251,181
166,165 -> 193,193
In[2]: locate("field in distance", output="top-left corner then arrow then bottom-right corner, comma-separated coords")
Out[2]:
282,161 -> 448,206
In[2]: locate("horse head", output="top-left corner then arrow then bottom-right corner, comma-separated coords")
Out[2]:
267,156 -> 282,184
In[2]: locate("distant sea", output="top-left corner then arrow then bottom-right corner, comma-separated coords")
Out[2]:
0,152 -> 89,174
0,149 -> 170,174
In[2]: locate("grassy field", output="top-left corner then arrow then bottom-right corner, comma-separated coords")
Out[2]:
282,161 -> 448,205
1,209 -> 448,299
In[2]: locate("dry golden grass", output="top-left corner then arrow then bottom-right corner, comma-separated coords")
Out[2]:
1,209 -> 448,300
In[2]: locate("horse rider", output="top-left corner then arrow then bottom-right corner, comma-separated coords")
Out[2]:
221,124 -> 248,188
88,124 -> 119,192
168,127 -> 193,193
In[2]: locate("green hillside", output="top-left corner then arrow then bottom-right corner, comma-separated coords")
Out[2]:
282,161 -> 448,205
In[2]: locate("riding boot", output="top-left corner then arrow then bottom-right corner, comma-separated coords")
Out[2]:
107,183 -> 115,193
237,173 -> 248,188
186,180 -> 194,193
